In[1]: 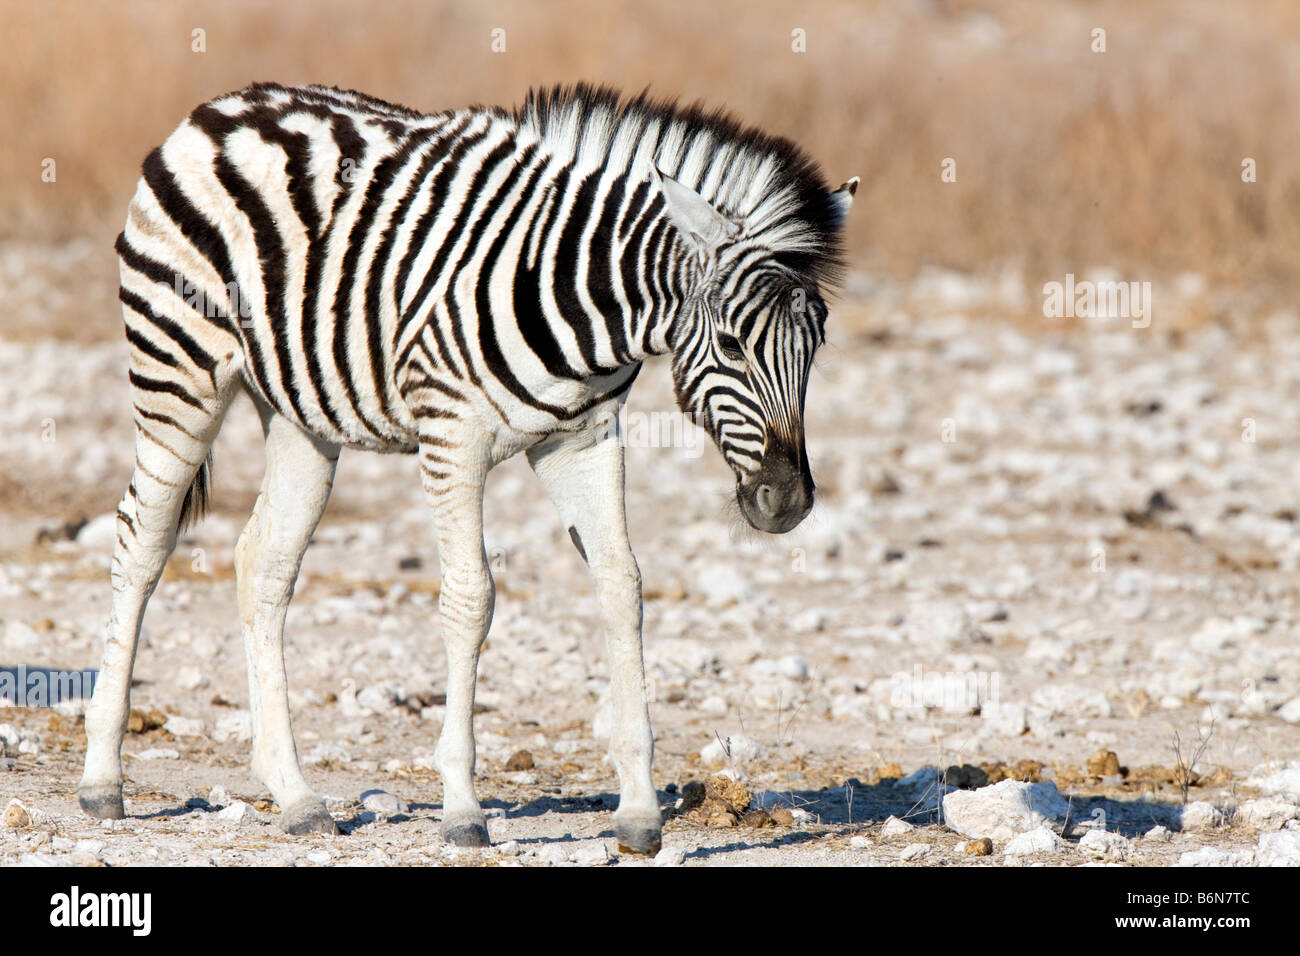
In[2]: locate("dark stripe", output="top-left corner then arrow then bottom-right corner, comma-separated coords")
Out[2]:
128,369 -> 206,411
552,171 -> 604,371
118,286 -> 218,376
586,173 -> 629,367
513,165 -> 583,380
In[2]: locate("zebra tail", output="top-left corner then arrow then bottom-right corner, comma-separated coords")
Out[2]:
177,451 -> 214,532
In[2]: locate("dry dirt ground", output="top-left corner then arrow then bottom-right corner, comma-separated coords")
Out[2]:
1,242 -> 1298,866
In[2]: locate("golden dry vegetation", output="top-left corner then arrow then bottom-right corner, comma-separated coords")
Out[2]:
2,0 -> 1298,308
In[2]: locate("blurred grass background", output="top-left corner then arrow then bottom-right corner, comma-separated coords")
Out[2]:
3,0 -> 1299,318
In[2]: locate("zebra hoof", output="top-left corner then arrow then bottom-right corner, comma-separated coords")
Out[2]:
280,799 -> 339,836
77,784 -> 125,820
614,816 -> 663,855
442,816 -> 490,847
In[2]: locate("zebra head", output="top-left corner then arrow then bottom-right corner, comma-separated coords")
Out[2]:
656,168 -> 857,534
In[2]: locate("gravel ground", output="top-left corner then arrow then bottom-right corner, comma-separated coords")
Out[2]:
1,243 -> 1298,866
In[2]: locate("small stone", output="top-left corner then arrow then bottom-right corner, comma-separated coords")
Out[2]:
740,809 -> 773,828
699,734 -> 763,767
964,837 -> 993,857
654,846 -> 686,867
504,749 -> 535,771
1142,825 -> 1172,843
503,771 -> 538,786
497,840 -> 521,857
164,716 -> 205,737
1079,829 -> 1132,861
539,843 -> 573,865
1176,846 -> 1253,867
3,799 -> 31,828
850,835 -> 873,850
73,839 -> 105,857
216,800 -> 254,824
361,790 -> 406,817
880,815 -> 916,839
207,786 -> 232,808
944,764 -> 990,789
1002,825 -> 1066,857
306,850 -> 332,865
573,841 -> 610,866
770,808 -> 795,827
1086,749 -> 1121,777
1277,697 -> 1300,724
900,842 -> 932,861
135,748 -> 180,760
1179,801 -> 1222,831
213,711 -> 252,743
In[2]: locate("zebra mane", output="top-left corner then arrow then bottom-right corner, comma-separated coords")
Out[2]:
515,84 -> 846,291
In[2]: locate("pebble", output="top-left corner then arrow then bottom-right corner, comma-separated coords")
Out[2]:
1002,825 -> 1066,857
1078,830 -> 1132,861
360,790 -> 406,817
880,815 -> 915,839
496,840 -> 521,857
654,846 -> 686,867
135,748 -> 180,760
1179,801 -> 1222,831
216,800 -> 255,824
899,843 -> 932,861
572,841 -> 610,866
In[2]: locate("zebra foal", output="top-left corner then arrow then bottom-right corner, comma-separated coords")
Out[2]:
77,83 -> 856,852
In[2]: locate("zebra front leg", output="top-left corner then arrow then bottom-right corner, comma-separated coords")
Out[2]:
422,441 -> 495,847
236,411 -> 341,835
528,425 -> 662,854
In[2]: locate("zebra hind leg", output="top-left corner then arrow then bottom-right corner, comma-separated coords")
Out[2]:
235,407 -> 341,835
78,356 -> 241,819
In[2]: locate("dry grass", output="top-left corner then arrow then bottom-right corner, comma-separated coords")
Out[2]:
2,0 -> 1299,302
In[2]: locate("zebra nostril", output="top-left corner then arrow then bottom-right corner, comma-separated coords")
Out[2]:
756,484 -> 781,517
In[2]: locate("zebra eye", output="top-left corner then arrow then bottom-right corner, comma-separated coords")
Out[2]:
716,332 -> 744,361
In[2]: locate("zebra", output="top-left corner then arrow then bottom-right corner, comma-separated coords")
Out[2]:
76,82 -> 856,853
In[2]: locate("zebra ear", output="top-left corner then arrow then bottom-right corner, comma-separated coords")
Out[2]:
827,176 -> 859,229
653,166 -> 736,254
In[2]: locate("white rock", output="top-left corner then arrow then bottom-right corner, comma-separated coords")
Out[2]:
306,850 -> 332,865
175,666 -> 208,691
1245,761 -> 1300,800
3,798 -> 31,828
73,839 -> 105,857
0,724 -> 19,748
216,800 -> 254,824
75,513 -> 118,550
790,609 -> 828,633
361,790 -> 406,817
538,843 -> 573,865
503,771 -> 538,786
850,835 -> 873,850
880,815 -> 915,839
1235,798 -> 1299,830
1176,846 -> 1253,867
1276,697 -> 1300,724
163,715 -> 205,737
1257,831 -> 1300,867
1179,801 -> 1222,831
572,841 -> 610,866
135,748 -> 179,760
213,711 -> 252,743
1002,825 -> 1066,857
654,846 -> 686,867
778,654 -> 810,680
900,842 -> 932,861
1079,830 -> 1132,861
207,786 -> 232,808
496,840 -> 521,857
1141,825 -> 1172,843
942,779 -> 1070,841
